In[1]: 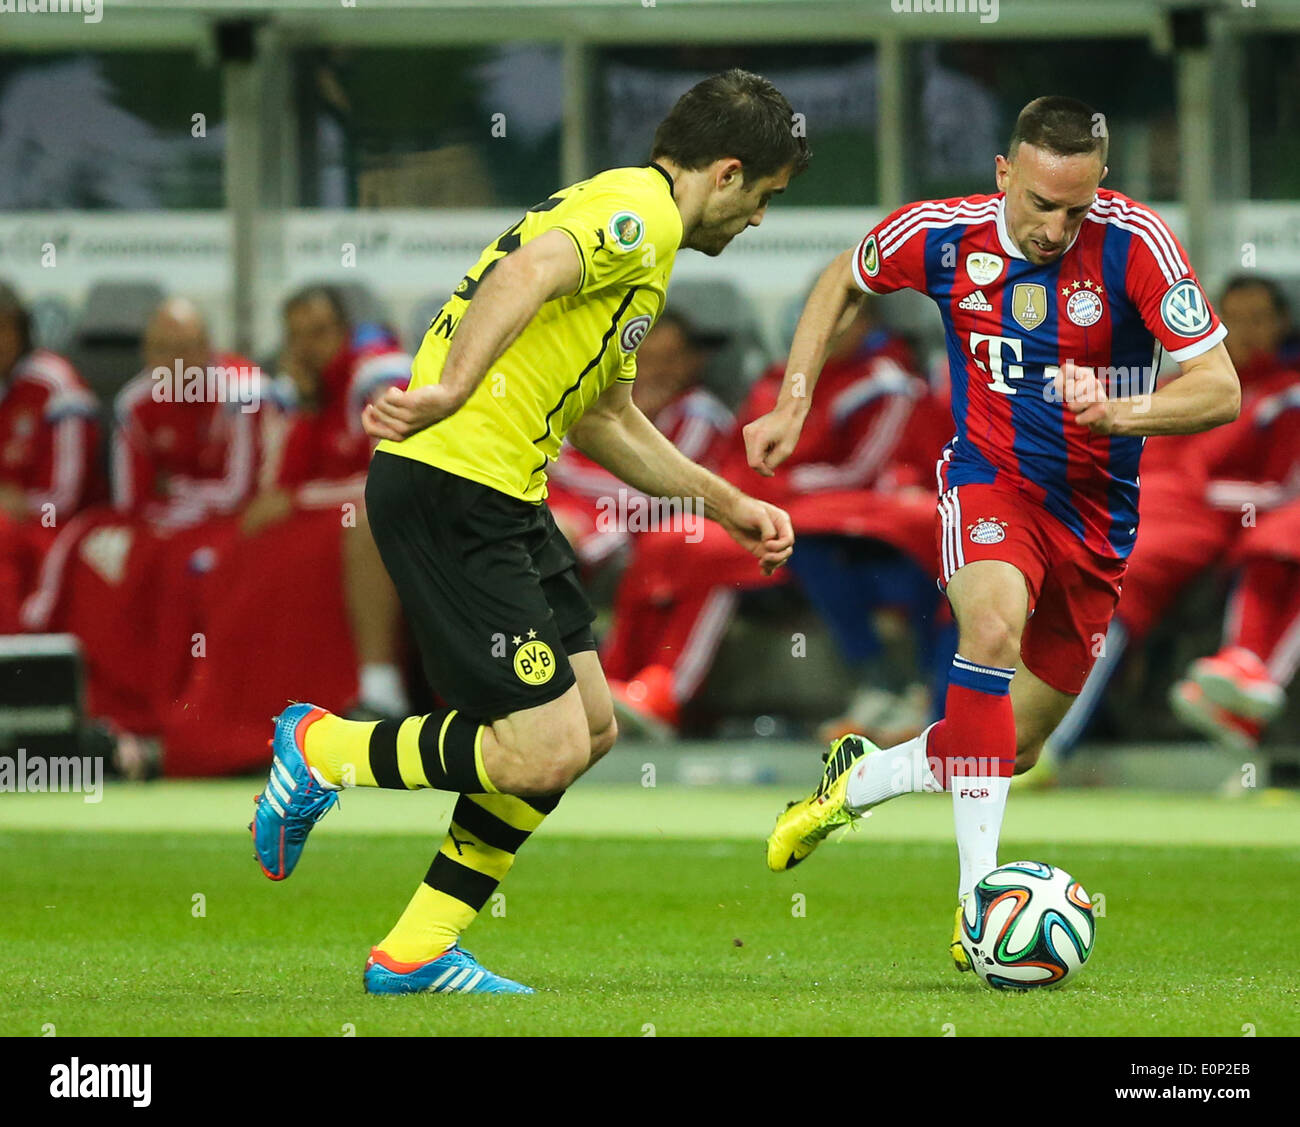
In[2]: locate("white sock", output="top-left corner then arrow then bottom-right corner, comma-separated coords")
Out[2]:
359,663 -> 409,717
845,723 -> 943,812
953,776 -> 1011,900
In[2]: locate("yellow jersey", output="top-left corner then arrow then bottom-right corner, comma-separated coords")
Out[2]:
377,163 -> 682,502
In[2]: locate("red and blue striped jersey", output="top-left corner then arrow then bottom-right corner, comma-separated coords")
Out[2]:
851,189 -> 1226,559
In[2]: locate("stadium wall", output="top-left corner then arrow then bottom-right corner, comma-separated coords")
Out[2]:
4,203 -> 1300,360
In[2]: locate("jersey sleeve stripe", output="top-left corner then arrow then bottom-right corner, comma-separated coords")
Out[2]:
878,201 -> 998,258
1166,321 -> 1227,363
879,203 -> 1000,259
112,372 -> 155,423
1106,198 -> 1188,274
672,415 -> 715,463
1085,211 -> 1176,286
877,198 -> 996,247
1088,200 -> 1186,283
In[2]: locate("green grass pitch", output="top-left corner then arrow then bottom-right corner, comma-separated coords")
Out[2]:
2,782 -> 1298,1036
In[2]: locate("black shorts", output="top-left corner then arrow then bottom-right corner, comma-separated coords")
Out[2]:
365,450 -> 596,719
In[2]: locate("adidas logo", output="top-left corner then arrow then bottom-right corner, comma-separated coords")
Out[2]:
959,289 -> 994,312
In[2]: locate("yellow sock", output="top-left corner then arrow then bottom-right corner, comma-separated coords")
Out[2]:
379,884 -> 476,963
303,711 -> 495,793
377,792 -> 557,962
303,714 -> 382,787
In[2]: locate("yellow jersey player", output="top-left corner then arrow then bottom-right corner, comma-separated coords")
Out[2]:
250,69 -> 808,994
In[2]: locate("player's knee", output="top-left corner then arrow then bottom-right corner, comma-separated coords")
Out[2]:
518,740 -> 588,795
588,713 -> 618,764
960,611 -> 1021,668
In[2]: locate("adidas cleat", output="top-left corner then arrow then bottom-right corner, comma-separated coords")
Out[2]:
766,733 -> 877,872
951,902 -> 972,972
250,703 -> 340,881
364,945 -> 534,995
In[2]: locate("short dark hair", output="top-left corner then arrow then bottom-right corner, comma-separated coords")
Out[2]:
0,281 -> 32,355
1221,274 -> 1290,318
1008,96 -> 1108,167
283,284 -> 350,328
651,68 -> 810,185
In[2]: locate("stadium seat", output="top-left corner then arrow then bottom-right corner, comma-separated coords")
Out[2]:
324,280 -> 389,329
68,279 -> 166,399
26,293 -> 79,354
667,279 -> 771,410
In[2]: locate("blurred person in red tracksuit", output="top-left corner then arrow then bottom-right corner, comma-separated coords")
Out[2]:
26,288 -> 412,776
235,284 -> 414,719
152,285 -> 413,774
1046,275 -> 1300,761
0,281 -> 100,633
22,298 -> 262,773
603,298 -> 951,737
112,298 -> 261,525
545,309 -> 734,571
157,285 -> 410,769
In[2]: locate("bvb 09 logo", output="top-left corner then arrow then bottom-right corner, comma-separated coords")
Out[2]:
514,640 -> 555,685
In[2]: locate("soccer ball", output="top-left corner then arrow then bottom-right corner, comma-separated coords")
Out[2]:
960,860 -> 1095,990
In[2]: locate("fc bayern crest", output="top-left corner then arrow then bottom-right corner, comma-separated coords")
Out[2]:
620,314 -> 652,352
1066,288 -> 1104,327
968,517 -> 1008,545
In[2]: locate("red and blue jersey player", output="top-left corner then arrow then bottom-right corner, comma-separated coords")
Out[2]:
754,96 -> 1240,972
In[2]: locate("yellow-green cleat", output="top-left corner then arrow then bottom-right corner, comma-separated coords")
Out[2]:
766,734 -> 877,872
951,902 -> 972,972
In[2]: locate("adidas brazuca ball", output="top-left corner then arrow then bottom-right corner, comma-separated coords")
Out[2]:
960,861 -> 1095,990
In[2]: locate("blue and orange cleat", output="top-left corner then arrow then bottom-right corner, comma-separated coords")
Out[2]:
364,945 -> 535,995
250,704 -> 340,881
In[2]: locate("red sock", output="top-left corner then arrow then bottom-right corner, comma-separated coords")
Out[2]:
927,656 -> 1017,790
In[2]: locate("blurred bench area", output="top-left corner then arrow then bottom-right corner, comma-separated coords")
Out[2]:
1,1 -> 1299,787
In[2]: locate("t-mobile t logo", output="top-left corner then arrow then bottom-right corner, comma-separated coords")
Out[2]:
969,332 -> 1025,395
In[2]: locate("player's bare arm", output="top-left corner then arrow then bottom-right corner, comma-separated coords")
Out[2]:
568,379 -> 794,575
743,246 -> 864,477
1058,341 -> 1240,436
362,229 -> 582,441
